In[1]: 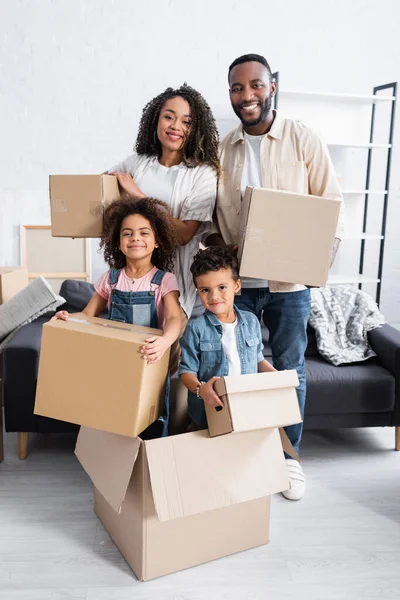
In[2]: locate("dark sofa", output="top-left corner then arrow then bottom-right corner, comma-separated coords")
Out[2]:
2,280 -> 400,459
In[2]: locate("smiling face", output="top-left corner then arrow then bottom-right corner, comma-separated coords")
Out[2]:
119,213 -> 157,263
156,96 -> 192,155
195,268 -> 241,317
229,61 -> 276,129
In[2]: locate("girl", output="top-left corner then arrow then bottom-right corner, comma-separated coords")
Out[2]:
54,196 -> 182,436
108,84 -> 220,326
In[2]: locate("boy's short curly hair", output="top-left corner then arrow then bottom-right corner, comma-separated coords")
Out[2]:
190,246 -> 239,285
100,195 -> 179,272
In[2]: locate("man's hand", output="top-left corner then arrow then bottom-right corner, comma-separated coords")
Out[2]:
141,335 -> 169,364
200,377 -> 224,408
109,172 -> 145,200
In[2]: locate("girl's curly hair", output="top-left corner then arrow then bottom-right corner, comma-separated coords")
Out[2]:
135,83 -> 221,176
100,195 -> 179,272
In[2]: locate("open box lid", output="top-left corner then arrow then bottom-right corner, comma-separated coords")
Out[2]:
76,426 -> 290,523
144,428 -> 289,522
214,370 -> 299,396
75,426 -> 141,513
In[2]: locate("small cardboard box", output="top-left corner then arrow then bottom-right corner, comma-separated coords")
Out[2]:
206,370 -> 301,438
238,187 -> 341,287
34,314 -> 169,437
0,267 -> 29,304
75,425 -> 291,581
49,174 -> 120,238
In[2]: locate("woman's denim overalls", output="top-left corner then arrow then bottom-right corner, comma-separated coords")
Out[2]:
108,268 -> 169,438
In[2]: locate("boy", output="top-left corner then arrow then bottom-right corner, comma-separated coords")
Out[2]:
179,246 -> 275,429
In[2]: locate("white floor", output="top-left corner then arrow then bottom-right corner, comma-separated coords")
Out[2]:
0,426 -> 400,600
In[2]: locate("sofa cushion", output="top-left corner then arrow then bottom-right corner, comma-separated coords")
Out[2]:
305,355 -> 395,415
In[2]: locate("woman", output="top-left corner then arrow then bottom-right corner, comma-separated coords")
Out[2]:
108,83 -> 220,321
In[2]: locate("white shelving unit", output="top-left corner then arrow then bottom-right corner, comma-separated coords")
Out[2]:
328,274 -> 380,285
274,73 -> 397,304
279,89 -> 396,104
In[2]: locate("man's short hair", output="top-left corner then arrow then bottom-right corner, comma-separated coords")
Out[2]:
190,246 -> 239,284
228,53 -> 273,83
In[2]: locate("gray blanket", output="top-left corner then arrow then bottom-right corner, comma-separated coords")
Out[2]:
309,285 -> 385,366
0,276 -> 65,353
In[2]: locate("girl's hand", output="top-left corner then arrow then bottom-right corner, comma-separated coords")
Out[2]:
200,377 -> 223,408
109,172 -> 145,199
141,335 -> 169,364
51,310 -> 69,322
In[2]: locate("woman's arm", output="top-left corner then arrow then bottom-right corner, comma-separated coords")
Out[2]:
170,219 -> 201,246
141,291 -> 181,364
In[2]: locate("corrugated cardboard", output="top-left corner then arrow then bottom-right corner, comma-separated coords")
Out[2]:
0,267 -> 29,304
238,187 -> 341,287
206,370 -> 301,438
49,175 -> 120,237
75,426 -> 287,580
34,314 -> 169,437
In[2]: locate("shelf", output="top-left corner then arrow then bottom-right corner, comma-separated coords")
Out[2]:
328,275 -> 380,284
279,89 -> 396,104
343,234 -> 384,240
327,142 -> 392,148
342,190 -> 387,195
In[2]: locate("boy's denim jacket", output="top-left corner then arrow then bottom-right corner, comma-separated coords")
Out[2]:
178,307 -> 264,428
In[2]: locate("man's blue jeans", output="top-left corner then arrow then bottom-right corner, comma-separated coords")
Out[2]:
234,287 -> 311,455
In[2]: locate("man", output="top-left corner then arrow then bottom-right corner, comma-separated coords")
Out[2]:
207,53 -> 344,500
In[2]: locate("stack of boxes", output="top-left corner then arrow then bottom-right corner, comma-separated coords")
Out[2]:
35,316 -> 301,581
32,175 -> 341,580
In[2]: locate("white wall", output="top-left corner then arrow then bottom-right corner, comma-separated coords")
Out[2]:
1,0 -> 399,320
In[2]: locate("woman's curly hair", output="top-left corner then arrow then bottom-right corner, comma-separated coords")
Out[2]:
100,195 -> 179,272
135,83 -> 221,176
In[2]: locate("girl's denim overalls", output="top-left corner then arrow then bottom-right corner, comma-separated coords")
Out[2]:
108,268 -> 170,438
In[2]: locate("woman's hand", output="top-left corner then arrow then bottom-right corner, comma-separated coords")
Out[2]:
51,310 -> 69,322
110,172 -> 145,199
141,335 -> 169,364
200,377 -> 223,408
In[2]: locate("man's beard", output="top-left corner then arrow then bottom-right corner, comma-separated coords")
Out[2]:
233,96 -> 272,128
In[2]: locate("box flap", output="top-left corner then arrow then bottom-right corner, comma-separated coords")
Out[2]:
144,428 -> 289,522
75,427 -> 141,513
221,371 -> 299,394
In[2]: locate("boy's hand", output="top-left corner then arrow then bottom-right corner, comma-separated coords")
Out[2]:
51,310 -> 69,322
200,377 -> 224,408
141,335 -> 169,364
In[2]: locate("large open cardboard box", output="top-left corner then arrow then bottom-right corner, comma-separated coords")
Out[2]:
238,187 -> 341,287
206,370 -> 301,437
0,267 -> 28,304
34,314 -> 169,437
49,174 -> 119,237
75,425 -> 292,581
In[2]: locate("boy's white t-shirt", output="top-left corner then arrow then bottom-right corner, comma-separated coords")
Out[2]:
220,319 -> 241,376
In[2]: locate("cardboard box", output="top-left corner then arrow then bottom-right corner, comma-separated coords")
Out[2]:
0,267 -> 29,304
238,187 -> 341,287
75,425 -> 291,581
49,175 -> 120,238
34,314 -> 169,437
206,370 -> 301,438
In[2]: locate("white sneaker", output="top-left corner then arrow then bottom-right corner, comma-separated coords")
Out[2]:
282,459 -> 305,500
